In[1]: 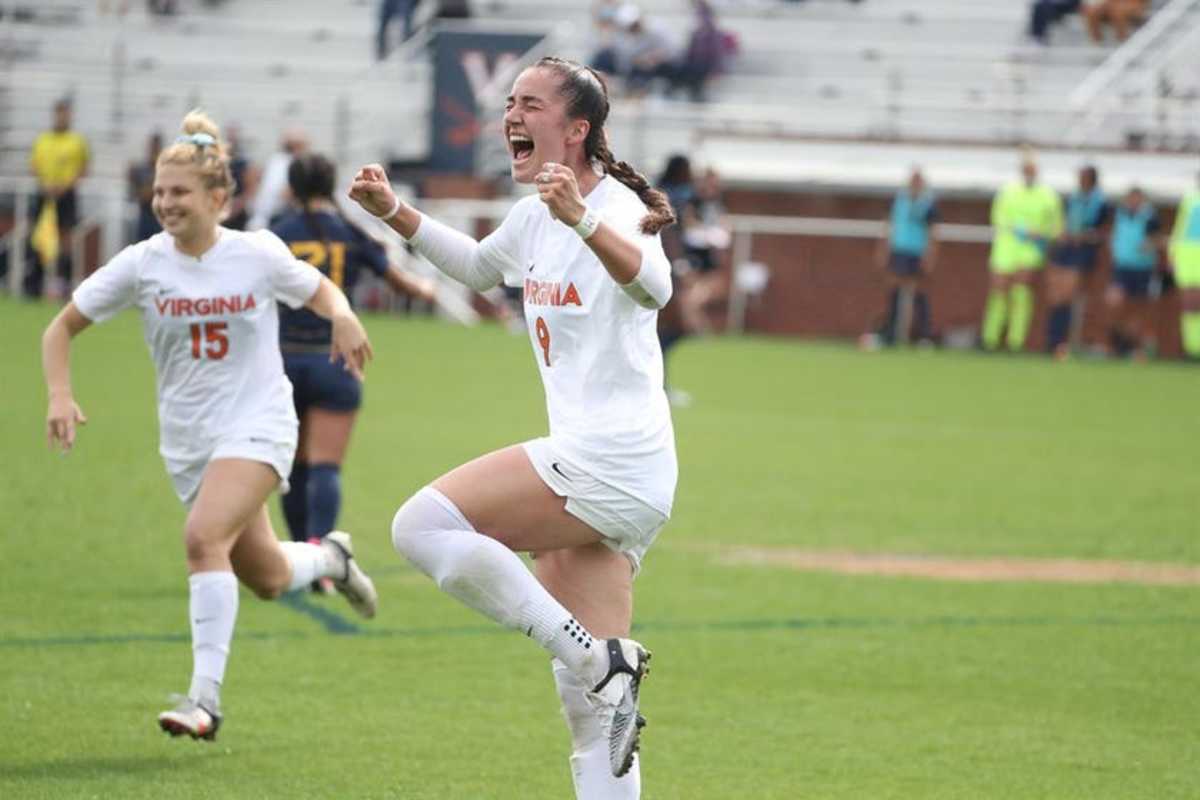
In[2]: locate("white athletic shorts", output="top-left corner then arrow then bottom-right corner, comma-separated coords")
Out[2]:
164,435 -> 296,507
522,437 -> 668,575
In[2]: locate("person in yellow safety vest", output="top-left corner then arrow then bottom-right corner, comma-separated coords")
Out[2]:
983,152 -> 1063,352
1169,173 -> 1200,360
28,98 -> 90,297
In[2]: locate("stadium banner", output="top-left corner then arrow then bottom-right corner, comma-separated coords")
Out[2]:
430,29 -> 543,173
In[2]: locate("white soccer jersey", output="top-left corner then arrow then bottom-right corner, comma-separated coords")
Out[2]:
72,228 -> 321,462
475,177 -> 678,515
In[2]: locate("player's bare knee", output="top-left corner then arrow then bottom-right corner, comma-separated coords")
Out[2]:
183,517 -> 223,564
248,579 -> 284,601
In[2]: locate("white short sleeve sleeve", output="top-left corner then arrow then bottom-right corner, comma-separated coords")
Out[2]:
255,230 -> 321,309
72,244 -> 143,323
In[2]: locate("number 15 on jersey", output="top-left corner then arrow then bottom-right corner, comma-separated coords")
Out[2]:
190,322 -> 229,360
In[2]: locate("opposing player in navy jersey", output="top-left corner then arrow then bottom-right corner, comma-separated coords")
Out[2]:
41,112 -> 378,742
271,154 -> 433,572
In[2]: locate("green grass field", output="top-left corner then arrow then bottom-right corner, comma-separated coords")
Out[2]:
2,295 -> 1197,799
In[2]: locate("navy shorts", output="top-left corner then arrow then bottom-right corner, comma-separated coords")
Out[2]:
888,251 -> 923,277
284,350 -> 363,413
1051,243 -> 1099,273
1111,269 -> 1154,299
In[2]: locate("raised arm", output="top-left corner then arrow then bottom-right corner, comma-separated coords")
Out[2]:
347,163 -> 503,292
534,162 -> 672,309
41,303 -> 92,451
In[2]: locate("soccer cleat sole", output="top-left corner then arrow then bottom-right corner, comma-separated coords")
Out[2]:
158,714 -> 220,742
611,647 -> 651,778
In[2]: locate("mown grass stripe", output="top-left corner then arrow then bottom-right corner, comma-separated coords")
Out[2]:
4,613 -> 1196,649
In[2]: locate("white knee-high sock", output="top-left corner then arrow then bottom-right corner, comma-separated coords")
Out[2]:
188,571 -> 238,705
553,659 -> 641,799
278,540 -> 337,591
392,487 -> 604,682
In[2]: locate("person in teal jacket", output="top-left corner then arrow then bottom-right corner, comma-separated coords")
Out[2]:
1103,187 -> 1162,358
1170,174 -> 1200,359
983,154 -> 1063,351
871,167 -> 938,345
1044,165 -> 1110,359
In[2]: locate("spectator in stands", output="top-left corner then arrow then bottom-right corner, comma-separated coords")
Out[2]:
434,0 -> 471,21
248,129 -> 308,230
1044,165 -> 1109,359
377,0 -> 418,60
593,0 -> 622,30
223,125 -> 257,231
28,98 -> 90,298
147,0 -> 179,16
870,167 -> 938,347
592,4 -> 681,97
672,0 -> 731,102
1168,173 -> 1200,360
1104,187 -> 1161,358
1082,0 -> 1150,43
127,132 -> 163,243
982,151 -> 1063,352
1029,0 -> 1081,44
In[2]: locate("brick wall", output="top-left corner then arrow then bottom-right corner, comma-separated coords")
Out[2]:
722,187 -> 1183,358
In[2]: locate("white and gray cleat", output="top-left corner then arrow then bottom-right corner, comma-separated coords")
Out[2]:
323,531 -> 378,619
587,638 -> 652,777
157,694 -> 221,741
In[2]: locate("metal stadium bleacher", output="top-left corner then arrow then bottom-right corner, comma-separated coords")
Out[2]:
4,0 -> 1198,178
2,0 -> 1198,268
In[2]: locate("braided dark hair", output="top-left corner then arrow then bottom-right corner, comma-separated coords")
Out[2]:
534,56 -> 675,235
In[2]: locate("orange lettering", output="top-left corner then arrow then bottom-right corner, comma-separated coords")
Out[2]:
561,283 -> 581,306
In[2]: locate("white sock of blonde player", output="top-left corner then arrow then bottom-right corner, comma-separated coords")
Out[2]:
553,659 -> 641,798
391,487 -> 606,685
278,540 -> 338,590
187,571 -> 238,708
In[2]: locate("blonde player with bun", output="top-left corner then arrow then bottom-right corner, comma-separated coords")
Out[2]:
350,57 -> 676,798
41,111 -> 379,741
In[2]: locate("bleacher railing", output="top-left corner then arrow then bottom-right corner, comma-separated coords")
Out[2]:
1064,0 -> 1200,146
4,185 -> 997,336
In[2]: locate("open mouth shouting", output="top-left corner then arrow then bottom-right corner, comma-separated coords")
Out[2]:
509,133 -> 535,168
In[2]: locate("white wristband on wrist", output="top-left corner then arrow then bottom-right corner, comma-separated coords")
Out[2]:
375,196 -> 402,221
572,207 -> 600,240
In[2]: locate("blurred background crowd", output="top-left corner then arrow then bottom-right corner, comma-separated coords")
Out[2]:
3,0 -> 1199,396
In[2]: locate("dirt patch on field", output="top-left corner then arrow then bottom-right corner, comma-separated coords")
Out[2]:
715,547 -> 1200,586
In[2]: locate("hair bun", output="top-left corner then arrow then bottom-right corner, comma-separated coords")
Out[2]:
180,109 -> 222,144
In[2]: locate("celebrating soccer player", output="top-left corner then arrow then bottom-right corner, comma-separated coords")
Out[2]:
41,111 -> 379,741
350,57 -> 676,797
